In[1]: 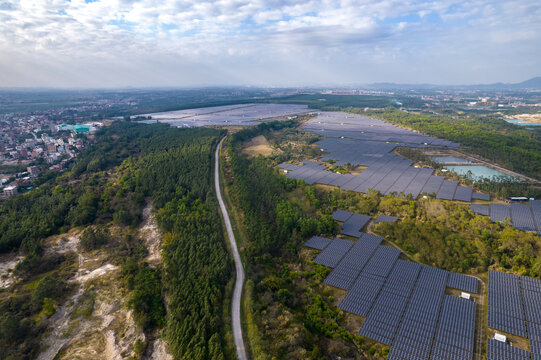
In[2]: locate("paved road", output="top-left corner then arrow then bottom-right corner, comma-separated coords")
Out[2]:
215,137 -> 248,360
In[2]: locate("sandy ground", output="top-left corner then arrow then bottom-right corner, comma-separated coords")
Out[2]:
139,201 -> 163,266
0,253 -> 23,288
242,135 -> 279,157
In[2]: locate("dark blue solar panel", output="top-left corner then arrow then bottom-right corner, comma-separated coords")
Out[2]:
304,236 -> 332,250
472,192 -> 490,201
421,175 -> 445,195
434,295 -> 475,356
436,180 -> 458,200
332,210 -> 354,222
362,246 -> 401,278
510,203 -> 537,232
490,204 -> 511,223
324,233 -> 382,289
313,238 -> 354,268
487,271 -> 527,337
531,200 -> 541,235
470,204 -> 490,216
453,186 -> 473,202
486,338 -> 530,359
447,273 -> 478,294
374,214 -> 398,223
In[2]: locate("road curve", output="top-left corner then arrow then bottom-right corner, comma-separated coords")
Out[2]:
215,137 -> 248,360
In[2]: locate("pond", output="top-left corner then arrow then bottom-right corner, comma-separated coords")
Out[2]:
443,165 -> 518,182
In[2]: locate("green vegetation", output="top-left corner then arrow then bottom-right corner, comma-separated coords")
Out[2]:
363,109 -> 541,181
226,122 -> 390,359
0,121 -> 233,359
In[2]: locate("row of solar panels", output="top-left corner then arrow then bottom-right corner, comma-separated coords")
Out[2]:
280,161 -> 488,202
304,230 -> 479,359
471,200 -> 541,235
488,271 -> 541,358
302,112 -> 460,148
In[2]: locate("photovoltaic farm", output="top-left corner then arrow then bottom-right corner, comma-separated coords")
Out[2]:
280,111 -> 490,202
141,103 -> 310,127
471,200 -> 541,235
305,210 -> 481,360
487,271 -> 541,360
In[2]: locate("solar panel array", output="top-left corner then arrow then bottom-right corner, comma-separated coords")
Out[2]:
375,214 -> 399,223
432,295 -> 476,360
313,238 -> 354,268
332,210 -> 354,222
471,204 -> 490,216
523,276 -> 541,357
389,266 -> 449,359
359,260 -> 421,345
490,204 -> 512,223
472,192 -> 491,201
341,213 -> 371,237
510,203 -> 537,232
436,180 -> 459,200
471,201 -> 541,236
486,338 -> 530,360
304,236 -> 333,250
141,103 -> 310,127
447,272 -> 479,294
487,271 -> 527,337
276,111 -> 485,202
487,272 -> 541,359
324,233 -> 382,289
305,233 -> 482,359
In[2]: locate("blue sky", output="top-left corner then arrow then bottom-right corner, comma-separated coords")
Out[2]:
0,0 -> 540,87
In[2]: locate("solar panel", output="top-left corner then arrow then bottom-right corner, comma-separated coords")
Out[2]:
421,176 -> 445,195
447,273 -> 478,294
362,245 -> 401,278
486,338 -> 530,359
332,210 -> 354,222
434,295 -> 476,356
324,233 -> 382,289
490,204 -> 511,223
313,238 -> 354,268
341,213 -> 371,237
304,236 -> 333,250
374,214 -> 398,223
453,186 -> 473,202
436,180 -> 458,200
470,203 -> 490,216
531,200 -> 541,235
487,271 -> 527,337
510,203 -> 537,232
472,192 -> 490,201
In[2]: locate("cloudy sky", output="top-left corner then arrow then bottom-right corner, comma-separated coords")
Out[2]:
0,0 -> 540,87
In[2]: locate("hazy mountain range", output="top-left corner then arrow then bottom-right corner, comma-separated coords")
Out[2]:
367,77 -> 541,91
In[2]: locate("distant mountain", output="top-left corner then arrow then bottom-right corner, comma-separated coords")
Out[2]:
366,77 -> 541,91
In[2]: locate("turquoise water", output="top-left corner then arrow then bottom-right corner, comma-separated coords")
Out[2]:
444,165 -> 518,182
505,119 -> 541,127
432,156 -> 472,164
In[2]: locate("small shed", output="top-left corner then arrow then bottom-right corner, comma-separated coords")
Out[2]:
494,333 -> 507,343
460,292 -> 471,300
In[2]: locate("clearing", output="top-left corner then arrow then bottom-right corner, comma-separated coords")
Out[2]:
242,135 -> 279,157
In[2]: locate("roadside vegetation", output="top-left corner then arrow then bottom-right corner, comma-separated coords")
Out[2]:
0,122 -> 233,360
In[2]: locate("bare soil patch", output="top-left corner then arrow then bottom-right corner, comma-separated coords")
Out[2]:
242,135 -> 280,157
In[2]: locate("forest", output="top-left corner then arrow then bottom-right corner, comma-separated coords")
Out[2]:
225,120 -> 541,359
0,121 -> 232,359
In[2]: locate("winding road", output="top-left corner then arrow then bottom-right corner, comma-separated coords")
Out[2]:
215,137 -> 248,360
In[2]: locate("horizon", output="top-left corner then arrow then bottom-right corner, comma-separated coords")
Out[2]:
1,0 -> 540,88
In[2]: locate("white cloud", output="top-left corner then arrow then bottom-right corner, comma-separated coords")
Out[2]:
0,0 -> 539,86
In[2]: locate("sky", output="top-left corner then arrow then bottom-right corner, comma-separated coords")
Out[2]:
0,0 -> 540,88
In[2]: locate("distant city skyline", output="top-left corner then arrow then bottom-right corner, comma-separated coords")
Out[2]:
0,0 -> 540,88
